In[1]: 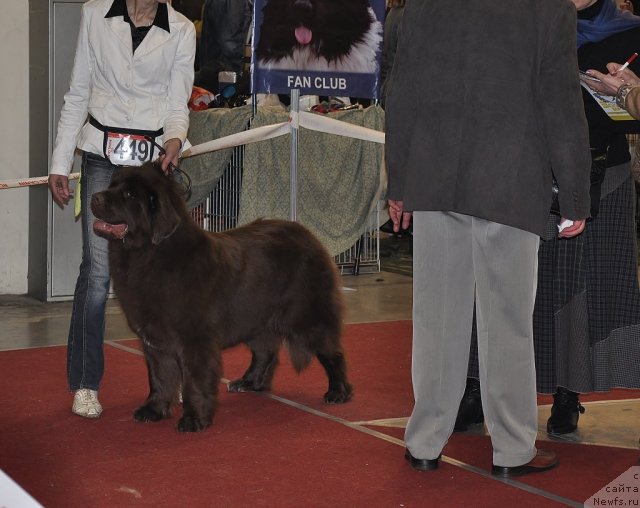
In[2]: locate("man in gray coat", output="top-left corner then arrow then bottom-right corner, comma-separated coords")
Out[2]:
385,0 -> 591,476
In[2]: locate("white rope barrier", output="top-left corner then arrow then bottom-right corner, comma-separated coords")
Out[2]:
0,110 -> 385,189
0,173 -> 79,190
182,120 -> 290,158
182,110 -> 384,158
297,110 -> 385,144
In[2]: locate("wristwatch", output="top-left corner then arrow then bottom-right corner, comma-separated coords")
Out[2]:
615,83 -> 635,110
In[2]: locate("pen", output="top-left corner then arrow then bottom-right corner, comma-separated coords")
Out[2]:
614,52 -> 638,74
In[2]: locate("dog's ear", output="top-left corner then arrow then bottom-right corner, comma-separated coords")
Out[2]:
150,189 -> 182,245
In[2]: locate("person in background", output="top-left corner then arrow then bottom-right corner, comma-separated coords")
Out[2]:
535,0 -> 640,436
457,0 -> 640,437
194,0 -> 253,94
48,0 -> 196,418
615,0 -> 634,12
386,0 -> 590,476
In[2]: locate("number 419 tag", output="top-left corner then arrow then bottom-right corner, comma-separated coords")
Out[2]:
105,133 -> 154,166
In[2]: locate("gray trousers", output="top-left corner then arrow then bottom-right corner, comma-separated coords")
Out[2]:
405,211 -> 540,467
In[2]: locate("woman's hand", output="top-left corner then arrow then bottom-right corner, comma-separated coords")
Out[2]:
160,138 -> 182,174
48,174 -> 73,208
581,63 -> 640,97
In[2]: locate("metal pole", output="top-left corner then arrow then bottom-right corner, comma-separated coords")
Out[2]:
290,88 -> 299,221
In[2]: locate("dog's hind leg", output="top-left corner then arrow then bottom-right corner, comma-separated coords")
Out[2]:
134,347 -> 181,423
287,323 -> 353,404
227,343 -> 279,393
317,348 -> 353,404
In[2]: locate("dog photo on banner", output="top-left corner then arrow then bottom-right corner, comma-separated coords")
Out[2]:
251,0 -> 385,98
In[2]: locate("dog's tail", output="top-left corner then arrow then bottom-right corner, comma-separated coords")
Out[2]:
284,341 -> 314,373
284,318 -> 343,373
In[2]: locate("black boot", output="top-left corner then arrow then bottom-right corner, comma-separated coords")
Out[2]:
454,377 -> 484,432
546,387 -> 585,435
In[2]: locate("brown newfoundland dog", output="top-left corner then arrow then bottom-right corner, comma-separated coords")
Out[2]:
91,163 -> 353,432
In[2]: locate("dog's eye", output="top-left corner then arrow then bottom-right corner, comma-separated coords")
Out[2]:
125,189 -> 137,200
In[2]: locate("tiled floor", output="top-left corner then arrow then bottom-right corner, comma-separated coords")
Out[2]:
0,271 -> 413,350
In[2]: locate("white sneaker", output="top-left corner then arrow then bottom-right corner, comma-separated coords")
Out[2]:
72,389 -> 103,418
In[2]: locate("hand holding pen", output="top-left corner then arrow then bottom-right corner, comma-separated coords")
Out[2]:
580,54 -> 640,98
613,52 -> 638,75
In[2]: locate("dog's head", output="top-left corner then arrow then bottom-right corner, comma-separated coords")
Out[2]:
256,0 -> 374,63
91,163 -> 185,248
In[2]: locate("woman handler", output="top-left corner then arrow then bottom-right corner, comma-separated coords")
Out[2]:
48,0 -> 195,418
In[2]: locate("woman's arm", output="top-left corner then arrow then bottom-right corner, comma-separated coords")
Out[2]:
49,5 -> 93,177
162,18 -> 196,171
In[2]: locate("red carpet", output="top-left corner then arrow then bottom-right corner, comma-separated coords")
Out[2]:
0,321 -> 638,507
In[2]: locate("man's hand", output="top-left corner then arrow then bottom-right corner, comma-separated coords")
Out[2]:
387,199 -> 412,233
558,218 -> 586,238
48,174 -> 72,208
160,138 -> 182,174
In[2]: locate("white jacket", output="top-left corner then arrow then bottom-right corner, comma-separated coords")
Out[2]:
50,0 -> 196,176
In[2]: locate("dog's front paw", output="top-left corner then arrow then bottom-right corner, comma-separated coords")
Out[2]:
324,383 -> 353,404
227,378 -> 258,393
133,404 -> 170,422
176,415 -> 212,432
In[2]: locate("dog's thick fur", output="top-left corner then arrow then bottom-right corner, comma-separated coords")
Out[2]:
255,0 -> 382,73
91,163 -> 352,432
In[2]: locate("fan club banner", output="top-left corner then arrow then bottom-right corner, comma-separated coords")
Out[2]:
251,0 -> 385,99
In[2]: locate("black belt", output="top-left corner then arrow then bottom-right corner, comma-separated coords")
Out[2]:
89,115 -> 163,137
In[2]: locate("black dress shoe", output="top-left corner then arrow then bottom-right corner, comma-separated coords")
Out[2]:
492,449 -> 558,477
404,449 -> 440,471
546,387 -> 585,435
454,377 -> 484,432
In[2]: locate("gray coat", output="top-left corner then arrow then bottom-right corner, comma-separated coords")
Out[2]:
385,0 -> 592,236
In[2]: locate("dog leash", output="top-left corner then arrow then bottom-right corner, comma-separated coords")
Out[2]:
144,136 -> 193,200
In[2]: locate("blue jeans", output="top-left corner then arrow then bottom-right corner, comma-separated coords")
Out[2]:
67,152 -> 121,391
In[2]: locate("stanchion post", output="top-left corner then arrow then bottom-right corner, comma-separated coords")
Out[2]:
290,88 -> 300,221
